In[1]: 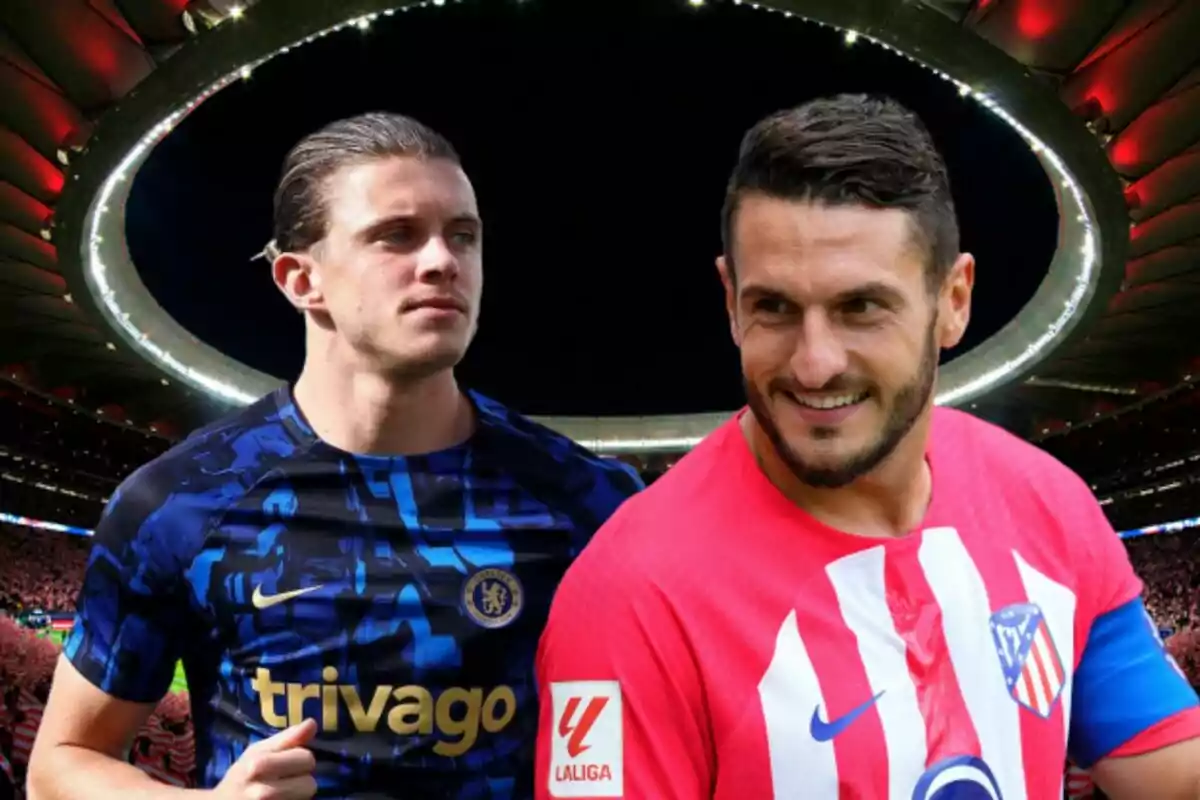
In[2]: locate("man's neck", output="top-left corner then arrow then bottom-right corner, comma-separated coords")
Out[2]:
744,411 -> 934,538
292,356 -> 474,457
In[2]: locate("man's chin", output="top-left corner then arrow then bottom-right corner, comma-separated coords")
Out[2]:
774,433 -> 886,489
378,342 -> 467,381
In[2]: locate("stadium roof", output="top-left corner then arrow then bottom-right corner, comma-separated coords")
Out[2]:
0,0 -> 1196,449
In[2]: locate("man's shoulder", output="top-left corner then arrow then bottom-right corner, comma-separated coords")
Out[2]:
564,420 -> 741,574
932,406 -> 1102,551
934,406 -> 1083,486
471,391 -> 644,497
103,389 -> 309,540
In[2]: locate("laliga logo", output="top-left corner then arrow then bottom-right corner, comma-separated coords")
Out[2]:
913,755 -> 1003,800
559,696 -> 609,758
549,681 -> 623,797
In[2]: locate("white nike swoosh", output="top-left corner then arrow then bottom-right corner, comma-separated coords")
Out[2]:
251,584 -> 324,610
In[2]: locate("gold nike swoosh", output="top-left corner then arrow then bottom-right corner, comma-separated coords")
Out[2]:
251,584 -> 324,610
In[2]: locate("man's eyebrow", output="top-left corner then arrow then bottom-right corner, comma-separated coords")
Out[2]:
738,280 -> 906,306
738,283 -> 789,302
356,213 -> 481,241
828,281 -> 906,306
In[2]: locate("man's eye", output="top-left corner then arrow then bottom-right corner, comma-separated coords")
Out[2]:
381,228 -> 416,246
754,298 -> 790,315
449,230 -> 478,246
842,298 -> 884,316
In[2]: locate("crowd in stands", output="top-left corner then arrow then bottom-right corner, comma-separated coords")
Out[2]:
1129,530 -> 1200,686
0,616 -> 195,796
0,525 -> 88,617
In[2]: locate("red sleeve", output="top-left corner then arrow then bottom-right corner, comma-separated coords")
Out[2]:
1060,465 -> 1200,764
1068,469 -> 1143,620
535,520 -> 713,800
1106,708 -> 1200,759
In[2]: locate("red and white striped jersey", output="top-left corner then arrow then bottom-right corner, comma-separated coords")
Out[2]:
169,726 -> 196,774
536,408 -> 1200,799
12,690 -> 43,767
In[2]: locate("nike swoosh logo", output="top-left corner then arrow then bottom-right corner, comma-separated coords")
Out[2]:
252,584 -> 324,610
810,690 -> 885,742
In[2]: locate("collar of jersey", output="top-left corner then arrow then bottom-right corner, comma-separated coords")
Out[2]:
270,384 -> 509,461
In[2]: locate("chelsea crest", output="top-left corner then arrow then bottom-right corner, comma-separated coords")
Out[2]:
462,568 -> 523,629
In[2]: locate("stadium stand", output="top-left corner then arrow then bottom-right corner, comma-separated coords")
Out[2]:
0,384 -> 170,529
0,525 -> 87,617
1040,387 -> 1200,533
0,614 -> 196,794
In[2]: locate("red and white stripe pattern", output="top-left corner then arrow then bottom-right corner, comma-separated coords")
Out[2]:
12,689 -> 43,766
169,726 -> 196,776
1008,616 -> 1065,718
757,527 -> 1077,800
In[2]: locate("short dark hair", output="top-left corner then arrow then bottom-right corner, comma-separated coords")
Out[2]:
720,94 -> 959,287
271,112 -> 460,255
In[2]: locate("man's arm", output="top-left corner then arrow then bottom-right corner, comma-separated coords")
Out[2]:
30,659 -> 318,800
28,465 -> 319,800
1062,478 -> 1200,799
27,468 -> 200,800
1069,596 -> 1200,800
1090,739 -> 1200,800
535,529 -> 712,800
28,658 -> 196,800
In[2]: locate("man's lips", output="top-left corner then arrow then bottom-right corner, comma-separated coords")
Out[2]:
404,296 -> 467,313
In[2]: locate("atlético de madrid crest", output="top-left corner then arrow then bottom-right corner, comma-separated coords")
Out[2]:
989,602 -> 1065,719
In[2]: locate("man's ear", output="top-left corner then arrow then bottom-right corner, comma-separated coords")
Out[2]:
937,252 -> 974,350
272,251 -> 325,313
716,255 -> 741,347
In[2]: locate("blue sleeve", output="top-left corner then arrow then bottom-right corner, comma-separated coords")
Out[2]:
1068,597 -> 1200,768
64,464 -> 201,704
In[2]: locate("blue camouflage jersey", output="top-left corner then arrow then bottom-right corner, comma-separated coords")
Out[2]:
64,387 -> 642,798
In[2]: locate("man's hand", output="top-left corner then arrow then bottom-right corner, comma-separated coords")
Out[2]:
213,719 -> 319,799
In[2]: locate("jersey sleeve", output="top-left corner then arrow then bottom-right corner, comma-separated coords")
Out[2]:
63,465 -> 202,704
1068,596 -> 1200,767
1063,470 -> 1200,766
535,525 -> 711,800
1071,473 -> 1143,619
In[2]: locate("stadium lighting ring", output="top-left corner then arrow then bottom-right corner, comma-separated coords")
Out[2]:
53,0 -> 1127,454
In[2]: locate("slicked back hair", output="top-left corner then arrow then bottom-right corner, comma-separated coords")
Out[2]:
721,94 -> 959,291
270,112 -> 461,256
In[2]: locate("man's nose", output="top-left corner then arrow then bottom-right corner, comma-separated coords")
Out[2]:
415,236 -> 459,281
789,312 -> 849,389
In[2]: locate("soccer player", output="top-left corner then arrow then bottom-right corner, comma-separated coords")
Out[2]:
28,112 -> 641,799
534,95 -> 1200,799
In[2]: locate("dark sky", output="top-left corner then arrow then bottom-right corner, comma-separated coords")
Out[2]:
126,0 -> 1057,417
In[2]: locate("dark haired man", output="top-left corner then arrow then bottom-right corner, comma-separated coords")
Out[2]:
535,95 -> 1200,799
28,112 -> 641,799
